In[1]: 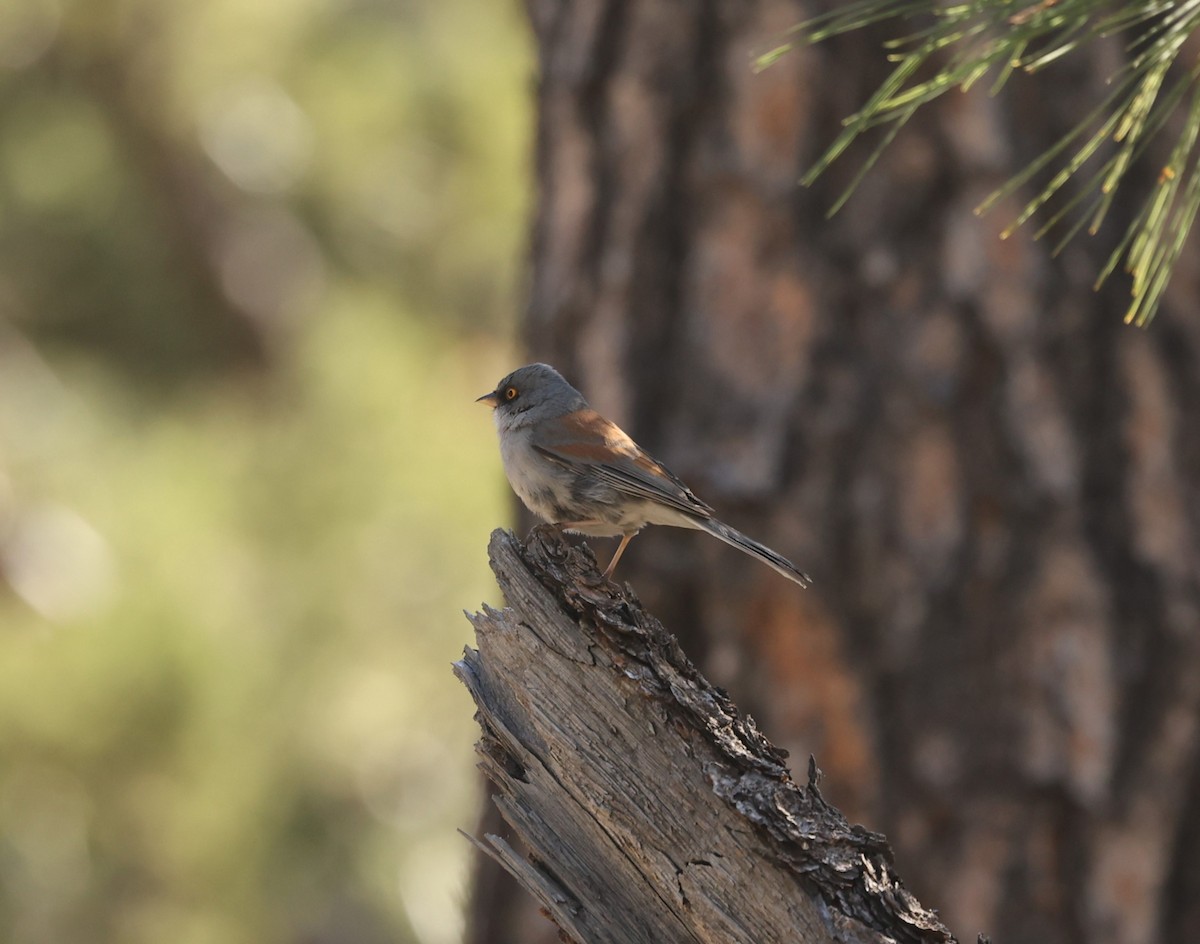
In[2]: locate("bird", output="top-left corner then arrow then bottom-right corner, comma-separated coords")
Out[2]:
477,363 -> 811,587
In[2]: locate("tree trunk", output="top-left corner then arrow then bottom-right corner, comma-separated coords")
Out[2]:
466,2 -> 1200,943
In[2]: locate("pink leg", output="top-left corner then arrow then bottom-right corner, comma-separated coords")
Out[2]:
603,533 -> 636,579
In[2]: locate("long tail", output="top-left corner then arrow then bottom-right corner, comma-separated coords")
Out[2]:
697,517 -> 812,588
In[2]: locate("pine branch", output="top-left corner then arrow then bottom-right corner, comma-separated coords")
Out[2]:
764,0 -> 1200,325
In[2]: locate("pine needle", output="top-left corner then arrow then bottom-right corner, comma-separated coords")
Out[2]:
771,0 -> 1200,325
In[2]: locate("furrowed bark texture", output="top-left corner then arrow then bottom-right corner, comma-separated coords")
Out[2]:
458,527 -> 955,944
464,2 -> 1200,943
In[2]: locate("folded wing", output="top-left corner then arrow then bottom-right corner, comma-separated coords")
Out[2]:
531,408 -> 714,520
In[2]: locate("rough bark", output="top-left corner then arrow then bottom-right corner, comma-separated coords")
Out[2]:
467,2 -> 1200,942
459,527 -> 956,944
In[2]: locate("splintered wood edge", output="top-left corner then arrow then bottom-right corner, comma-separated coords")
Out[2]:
457,527 -> 958,944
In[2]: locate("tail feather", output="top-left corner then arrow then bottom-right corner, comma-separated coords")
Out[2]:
697,517 -> 812,588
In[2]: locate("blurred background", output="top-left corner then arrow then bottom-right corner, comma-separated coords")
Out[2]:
0,1 -> 530,942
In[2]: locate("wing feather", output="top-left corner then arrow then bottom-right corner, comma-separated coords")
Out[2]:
531,409 -> 713,520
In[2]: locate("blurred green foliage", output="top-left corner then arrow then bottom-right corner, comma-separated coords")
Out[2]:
0,0 -> 530,942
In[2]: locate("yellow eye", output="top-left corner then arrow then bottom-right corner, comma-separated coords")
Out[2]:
504,386 -> 518,401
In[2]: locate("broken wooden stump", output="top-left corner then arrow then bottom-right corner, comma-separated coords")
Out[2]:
456,527 -> 958,944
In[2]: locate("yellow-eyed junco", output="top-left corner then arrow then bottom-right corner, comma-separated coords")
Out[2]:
477,363 -> 811,587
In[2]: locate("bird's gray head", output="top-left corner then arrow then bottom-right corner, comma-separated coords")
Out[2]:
476,363 -> 588,430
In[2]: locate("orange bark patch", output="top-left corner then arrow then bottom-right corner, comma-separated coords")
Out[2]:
745,588 -> 877,819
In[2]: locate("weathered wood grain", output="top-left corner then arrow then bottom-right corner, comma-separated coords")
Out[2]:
457,527 -> 958,944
